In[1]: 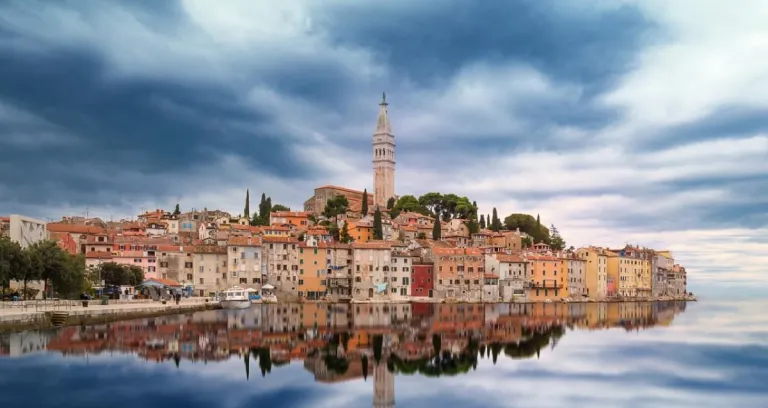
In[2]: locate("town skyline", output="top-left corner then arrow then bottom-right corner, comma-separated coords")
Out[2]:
1,1 -> 766,297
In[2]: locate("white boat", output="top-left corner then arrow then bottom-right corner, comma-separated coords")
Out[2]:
220,286 -> 251,310
260,284 -> 278,304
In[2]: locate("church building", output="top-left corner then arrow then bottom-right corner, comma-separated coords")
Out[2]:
304,94 -> 397,216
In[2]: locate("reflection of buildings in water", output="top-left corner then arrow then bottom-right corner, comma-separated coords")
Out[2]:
2,300 -> 689,384
0,331 -> 54,357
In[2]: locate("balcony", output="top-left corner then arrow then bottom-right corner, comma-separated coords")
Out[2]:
528,280 -> 561,289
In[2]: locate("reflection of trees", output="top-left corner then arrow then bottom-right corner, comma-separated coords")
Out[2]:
504,325 -> 564,359
248,347 -> 272,377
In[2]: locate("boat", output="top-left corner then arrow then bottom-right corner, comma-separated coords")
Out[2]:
260,284 -> 278,304
220,286 -> 251,309
246,287 -> 262,304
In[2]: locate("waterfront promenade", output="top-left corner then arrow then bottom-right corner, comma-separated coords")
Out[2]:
0,298 -> 216,330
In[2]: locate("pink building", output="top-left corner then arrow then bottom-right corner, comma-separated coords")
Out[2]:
606,277 -> 616,297
112,250 -> 156,280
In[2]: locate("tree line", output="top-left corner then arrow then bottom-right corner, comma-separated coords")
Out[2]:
0,237 -> 88,299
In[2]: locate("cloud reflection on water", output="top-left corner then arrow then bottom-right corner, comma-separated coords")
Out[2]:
0,300 -> 766,408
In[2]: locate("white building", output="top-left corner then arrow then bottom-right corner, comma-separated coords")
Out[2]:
390,248 -> 412,300
567,257 -> 587,299
8,214 -> 47,248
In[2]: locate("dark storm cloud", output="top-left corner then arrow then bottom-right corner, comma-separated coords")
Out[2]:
0,46 -> 312,212
637,107 -> 768,151
315,0 -> 654,93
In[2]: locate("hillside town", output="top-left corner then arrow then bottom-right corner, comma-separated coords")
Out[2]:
0,95 -> 689,303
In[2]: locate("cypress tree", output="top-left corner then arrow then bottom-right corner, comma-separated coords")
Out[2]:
373,209 -> 383,240
264,197 -> 272,225
173,204 -> 180,215
244,189 -> 250,218
362,189 -> 369,216
491,207 -> 501,232
479,214 -> 486,229
386,197 -> 395,210
432,218 -> 441,240
535,213 -> 541,243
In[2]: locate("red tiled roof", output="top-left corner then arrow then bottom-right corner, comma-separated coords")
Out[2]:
146,278 -> 182,287
262,236 -> 298,244
85,251 -> 113,259
496,255 -> 526,263
351,241 -> 393,249
271,211 -> 310,218
46,223 -> 105,234
227,236 -> 262,246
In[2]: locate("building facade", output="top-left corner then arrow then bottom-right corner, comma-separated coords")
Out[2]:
8,214 -> 48,248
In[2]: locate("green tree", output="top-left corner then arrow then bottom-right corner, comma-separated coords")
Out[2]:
340,221 -> 353,244
362,354 -> 369,381
373,209 -> 383,240
361,189 -> 369,216
419,192 -> 444,219
491,208 -> 502,232
466,219 -> 479,234
390,195 -> 429,219
548,224 -> 566,251
504,213 -> 549,243
0,236 -> 24,295
271,204 -> 290,212
479,214 -> 486,229
26,240 -> 86,298
432,218 -> 441,240
432,333 -> 442,357
173,204 -> 181,215
244,189 -> 250,218
521,236 -> 533,248
386,197 -> 395,210
96,262 -> 144,286
265,197 -> 272,224
322,195 -> 350,222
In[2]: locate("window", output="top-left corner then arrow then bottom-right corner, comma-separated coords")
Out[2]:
185,262 -> 193,268
199,278 -> 204,284
298,279 -> 304,285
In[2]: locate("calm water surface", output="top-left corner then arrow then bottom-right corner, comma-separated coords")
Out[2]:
1,300 -> 767,408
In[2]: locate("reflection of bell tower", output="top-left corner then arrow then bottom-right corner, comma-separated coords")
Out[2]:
373,361 -> 395,408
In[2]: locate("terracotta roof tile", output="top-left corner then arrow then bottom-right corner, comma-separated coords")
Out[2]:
85,251 -> 113,259
433,247 -> 483,256
351,240 -> 393,249
496,255 -> 526,263
271,211 -> 310,218
46,223 -> 105,234
227,236 -> 262,246
262,236 -> 298,244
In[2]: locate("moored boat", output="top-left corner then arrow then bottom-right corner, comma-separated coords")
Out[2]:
220,286 -> 251,309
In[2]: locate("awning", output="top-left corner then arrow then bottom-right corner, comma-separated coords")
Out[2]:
261,284 -> 275,290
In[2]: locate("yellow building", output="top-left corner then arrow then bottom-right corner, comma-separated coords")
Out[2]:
298,242 -> 330,300
606,249 -> 644,297
577,247 -> 608,300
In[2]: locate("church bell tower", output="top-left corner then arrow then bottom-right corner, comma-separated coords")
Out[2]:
372,92 -> 396,209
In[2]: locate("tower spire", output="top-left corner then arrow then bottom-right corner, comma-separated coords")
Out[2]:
375,92 -> 391,134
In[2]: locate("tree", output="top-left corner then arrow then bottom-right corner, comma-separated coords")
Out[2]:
419,192 -> 444,219
362,354 -> 369,381
26,240 -> 86,298
97,262 -> 144,287
361,189 -> 369,216
271,204 -> 290,212
0,236 -> 24,295
244,189 -> 250,219
256,193 -> 269,225
432,219 -> 441,240
479,214 -> 486,229
386,197 -> 395,210
549,224 -> 566,251
340,221 -> 353,244
521,236 -> 533,248
373,209 -> 383,240
173,204 -> 181,215
265,197 -> 272,223
504,213 -> 549,244
322,195 -> 350,222
466,219 -> 479,234
491,208 -> 503,232
390,195 -> 429,219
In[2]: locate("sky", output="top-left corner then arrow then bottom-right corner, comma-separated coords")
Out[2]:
0,0 -> 766,296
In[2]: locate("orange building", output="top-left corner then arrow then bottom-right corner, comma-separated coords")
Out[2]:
270,211 -> 311,230
348,220 -> 374,243
298,242 -> 329,299
526,254 -> 566,301
303,185 -> 375,216
433,247 -> 485,301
